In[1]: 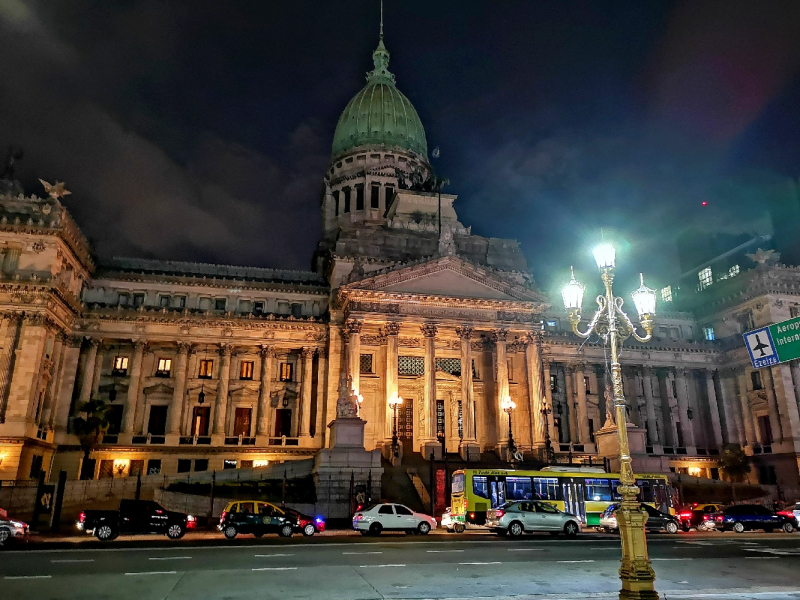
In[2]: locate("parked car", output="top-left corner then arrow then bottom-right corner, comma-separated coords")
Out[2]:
441,507 -> 466,533
282,507 -> 325,536
677,504 -> 723,531
715,504 -> 795,533
0,513 -> 29,546
486,500 -> 581,538
219,501 -> 297,539
77,499 -> 195,541
352,503 -> 436,536
776,502 -> 800,527
599,503 -> 680,534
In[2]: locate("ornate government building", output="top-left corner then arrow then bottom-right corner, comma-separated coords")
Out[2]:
0,32 -> 798,499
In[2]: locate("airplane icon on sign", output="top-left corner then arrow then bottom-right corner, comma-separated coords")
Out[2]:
752,334 -> 770,357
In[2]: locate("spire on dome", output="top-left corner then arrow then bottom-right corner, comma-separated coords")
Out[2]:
367,0 -> 395,84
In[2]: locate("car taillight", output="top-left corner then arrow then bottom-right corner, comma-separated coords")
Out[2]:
79,512 -> 85,523
355,514 -> 363,521
187,515 -> 196,528
703,515 -> 711,521
679,512 -> 692,518
495,510 -> 504,518
220,511 -> 227,521
715,515 -> 723,522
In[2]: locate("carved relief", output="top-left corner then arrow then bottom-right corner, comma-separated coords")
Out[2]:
399,337 -> 421,348
344,319 -> 364,336
383,321 -> 401,336
455,325 -> 473,340
421,323 -> 438,338
491,328 -> 509,343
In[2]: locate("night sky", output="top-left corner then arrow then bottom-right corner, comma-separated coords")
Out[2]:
2,1 -> 800,298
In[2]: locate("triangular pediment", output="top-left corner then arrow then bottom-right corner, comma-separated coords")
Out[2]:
343,256 -> 544,303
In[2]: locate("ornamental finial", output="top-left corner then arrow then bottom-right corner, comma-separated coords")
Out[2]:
367,0 -> 395,84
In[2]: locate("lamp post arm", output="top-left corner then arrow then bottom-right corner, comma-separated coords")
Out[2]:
615,302 -> 654,343
569,295 -> 606,338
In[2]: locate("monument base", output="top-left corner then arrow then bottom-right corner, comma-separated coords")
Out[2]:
595,423 -> 670,474
459,441 -> 481,462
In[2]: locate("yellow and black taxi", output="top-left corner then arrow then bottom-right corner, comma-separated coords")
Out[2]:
218,501 -> 298,539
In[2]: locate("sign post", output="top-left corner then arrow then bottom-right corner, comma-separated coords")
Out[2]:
744,316 -> 800,369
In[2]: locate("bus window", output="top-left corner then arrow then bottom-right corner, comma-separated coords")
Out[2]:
452,473 -> 465,495
490,479 -> 506,508
506,476 -> 533,500
651,479 -> 671,512
611,480 -> 623,501
585,478 -> 613,502
636,480 -> 655,503
473,476 -> 489,500
533,477 -> 562,501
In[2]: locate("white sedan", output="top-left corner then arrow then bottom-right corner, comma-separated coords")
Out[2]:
486,501 -> 581,538
353,503 -> 437,536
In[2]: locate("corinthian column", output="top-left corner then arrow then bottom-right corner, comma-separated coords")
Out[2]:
422,323 -> 438,445
736,371 -> 757,447
542,358 -> 557,442
256,345 -> 275,436
167,342 -> 190,435
704,369 -> 723,448
493,329 -> 510,445
564,365 -> 577,443
298,347 -> 314,438
575,362 -> 591,444
674,368 -> 696,449
345,320 -> 363,393
457,325 -> 476,442
40,333 -> 65,427
523,333 -> 543,445
214,344 -> 232,435
641,367 -> 660,445
0,313 -> 22,422
384,322 -> 400,441
121,341 -> 146,434
78,339 -> 100,404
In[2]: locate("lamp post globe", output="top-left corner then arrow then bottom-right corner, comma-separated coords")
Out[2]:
562,240 -> 658,600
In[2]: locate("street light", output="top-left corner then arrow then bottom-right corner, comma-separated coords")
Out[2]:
540,400 -> 554,464
388,393 -> 403,458
562,241 -> 658,600
501,395 -> 517,462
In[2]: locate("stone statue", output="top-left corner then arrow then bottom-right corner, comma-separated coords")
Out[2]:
438,222 -> 457,256
603,387 -> 615,428
335,371 -> 360,419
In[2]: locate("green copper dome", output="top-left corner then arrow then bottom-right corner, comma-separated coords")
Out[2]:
332,38 -> 428,159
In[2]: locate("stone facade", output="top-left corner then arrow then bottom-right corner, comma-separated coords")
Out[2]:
0,31 -> 797,504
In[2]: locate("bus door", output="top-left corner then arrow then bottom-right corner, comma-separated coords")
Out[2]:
562,479 -> 586,523
489,477 -> 506,508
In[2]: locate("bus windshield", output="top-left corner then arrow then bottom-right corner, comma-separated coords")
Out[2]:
452,473 -> 465,495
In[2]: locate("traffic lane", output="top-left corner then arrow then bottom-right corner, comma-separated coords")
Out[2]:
3,534 -> 800,577
3,560 -> 800,600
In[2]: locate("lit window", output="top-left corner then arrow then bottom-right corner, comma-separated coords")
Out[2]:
728,265 -> 739,277
279,362 -> 293,382
703,327 -> 715,341
113,356 -> 129,375
240,361 -> 254,380
546,320 -> 558,328
156,358 -> 172,377
660,286 -> 673,303
199,359 -> 214,379
698,267 -> 713,290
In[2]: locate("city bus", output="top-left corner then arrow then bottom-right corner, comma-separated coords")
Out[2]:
450,467 -> 673,529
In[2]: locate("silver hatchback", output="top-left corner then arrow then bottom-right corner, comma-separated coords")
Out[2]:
486,500 -> 581,538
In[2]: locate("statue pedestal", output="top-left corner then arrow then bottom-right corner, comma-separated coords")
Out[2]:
328,417 -> 366,448
459,441 -> 480,462
595,422 -> 670,474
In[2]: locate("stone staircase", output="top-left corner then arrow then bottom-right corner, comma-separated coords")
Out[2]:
406,468 -> 431,508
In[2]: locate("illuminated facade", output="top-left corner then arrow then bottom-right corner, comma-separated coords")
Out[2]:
0,32 -> 797,501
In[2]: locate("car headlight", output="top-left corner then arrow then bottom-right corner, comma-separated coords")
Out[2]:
10,521 -> 25,528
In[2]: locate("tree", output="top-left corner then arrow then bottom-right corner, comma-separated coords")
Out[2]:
717,443 -> 752,503
72,398 -> 110,480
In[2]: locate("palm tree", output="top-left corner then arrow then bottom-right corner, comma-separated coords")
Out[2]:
717,443 -> 751,503
72,398 -> 110,480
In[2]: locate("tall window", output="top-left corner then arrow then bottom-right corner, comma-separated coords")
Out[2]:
355,185 -> 365,210
384,185 -> 394,209
112,356 -> 129,375
155,358 -> 172,377
359,354 -> 373,374
750,370 -> 763,391
698,267 -> 713,290
333,190 -> 340,216
660,286 -> 673,303
199,359 -> 214,378
370,184 -> 380,209
279,362 -> 293,382
343,187 -> 351,212
240,361 -> 254,380
703,327 -> 715,341
133,293 -> 145,307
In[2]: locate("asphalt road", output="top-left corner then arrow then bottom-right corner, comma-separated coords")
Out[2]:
2,531 -> 800,599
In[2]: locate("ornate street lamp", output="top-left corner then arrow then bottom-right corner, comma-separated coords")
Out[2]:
501,395 -> 517,462
388,393 -> 403,458
562,241 -> 658,600
540,400 -> 554,464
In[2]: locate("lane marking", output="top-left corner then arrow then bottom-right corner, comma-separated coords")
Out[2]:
125,571 -> 177,576
149,556 -> 191,561
254,553 -> 295,558
51,559 -> 95,563
4,575 -> 52,580
652,558 -> 691,561
557,560 -> 595,563
507,548 -> 543,552
426,549 -> 464,553
252,567 -> 298,571
459,561 -> 502,565
343,551 -> 382,555
358,564 -> 405,568
745,556 -> 780,560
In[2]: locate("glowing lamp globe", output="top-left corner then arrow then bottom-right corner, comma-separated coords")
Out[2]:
631,273 -> 657,317
501,396 -> 516,412
388,393 -> 403,407
561,267 -> 585,311
592,242 -> 616,270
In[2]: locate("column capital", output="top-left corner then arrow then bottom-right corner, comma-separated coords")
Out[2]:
491,328 -> 508,343
344,319 -> 363,336
421,323 -> 438,338
260,344 -> 276,358
2,311 -> 23,324
54,331 -> 67,343
542,357 -> 552,369
455,325 -> 474,340
218,343 -> 233,357
301,347 -> 315,359
66,334 -> 83,348
383,321 -> 401,337
574,361 -> 586,372
133,339 -> 148,351
86,337 -> 102,348
176,341 -> 191,355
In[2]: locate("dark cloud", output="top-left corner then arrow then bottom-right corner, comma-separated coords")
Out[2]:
0,0 -> 798,292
